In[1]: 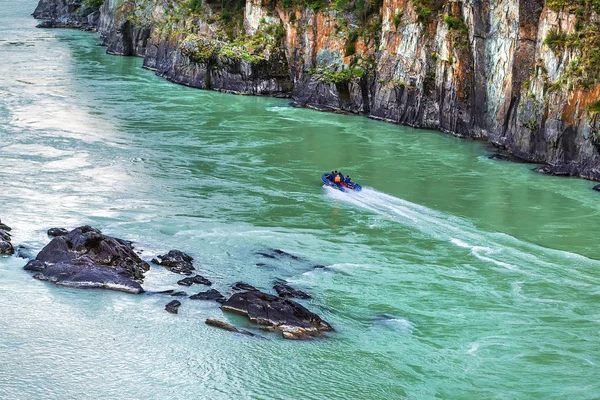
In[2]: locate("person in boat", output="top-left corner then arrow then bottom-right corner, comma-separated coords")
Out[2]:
325,171 -> 334,180
345,175 -> 354,189
334,173 -> 342,185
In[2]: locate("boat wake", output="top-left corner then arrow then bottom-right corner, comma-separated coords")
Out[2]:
324,186 -> 600,281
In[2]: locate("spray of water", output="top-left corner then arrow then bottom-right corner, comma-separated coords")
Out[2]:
324,186 -> 600,283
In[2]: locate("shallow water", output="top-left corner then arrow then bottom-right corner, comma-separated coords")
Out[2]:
1,2 -> 599,399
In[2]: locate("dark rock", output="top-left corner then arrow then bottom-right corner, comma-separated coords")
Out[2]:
147,289 -> 186,296
25,226 -> 148,293
165,300 -> 181,314
177,274 -> 211,286
256,252 -> 276,259
0,229 -> 11,242
0,225 -> 13,256
231,282 -> 257,292
221,290 -> 333,339
24,260 -> 45,272
0,240 -> 14,256
593,184 -> 600,192
153,289 -> 175,295
205,318 -> 254,336
273,280 -> 311,300
152,250 -> 195,274
534,165 -> 574,177
189,289 -> 225,302
14,245 -> 35,260
47,227 -> 69,237
34,259 -> 144,293
257,249 -> 301,261
272,249 -> 301,260
0,220 -> 11,231
313,265 -> 327,269
488,152 -> 526,163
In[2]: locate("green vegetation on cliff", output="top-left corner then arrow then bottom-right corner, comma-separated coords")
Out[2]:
544,0 -> 600,91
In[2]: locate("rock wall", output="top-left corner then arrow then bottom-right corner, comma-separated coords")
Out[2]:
33,0 -> 600,180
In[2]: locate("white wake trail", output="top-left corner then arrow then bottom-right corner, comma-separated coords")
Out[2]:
324,186 -> 600,281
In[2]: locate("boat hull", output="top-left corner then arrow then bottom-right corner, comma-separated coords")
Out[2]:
321,174 -> 362,192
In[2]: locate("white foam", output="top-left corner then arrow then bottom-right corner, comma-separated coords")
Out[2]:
325,186 -> 600,279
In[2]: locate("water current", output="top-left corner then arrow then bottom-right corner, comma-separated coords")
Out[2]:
1,2 -> 599,398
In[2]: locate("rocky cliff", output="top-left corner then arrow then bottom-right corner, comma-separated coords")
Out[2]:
33,0 -> 600,180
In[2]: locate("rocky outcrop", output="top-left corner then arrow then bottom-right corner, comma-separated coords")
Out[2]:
221,290 -> 333,339
23,226 -> 148,293
33,0 -> 100,29
273,280 -> 311,299
0,220 -> 14,256
205,318 -> 254,336
231,282 -> 258,292
32,0 -> 600,181
177,275 -> 212,286
189,289 -> 225,302
151,250 -> 195,274
165,300 -> 181,314
47,227 -> 69,237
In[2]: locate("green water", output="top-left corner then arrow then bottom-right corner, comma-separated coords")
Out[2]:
1,2 -> 599,399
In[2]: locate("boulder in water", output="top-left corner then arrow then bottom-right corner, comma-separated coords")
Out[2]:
189,289 -> 225,303
205,318 -> 254,336
165,300 -> 181,314
231,282 -> 258,292
152,250 -> 195,274
24,226 -> 148,293
221,290 -> 333,339
593,184 -> 600,192
0,221 -> 14,256
14,244 -> 35,260
273,280 -> 311,299
47,227 -> 69,237
177,274 -> 211,286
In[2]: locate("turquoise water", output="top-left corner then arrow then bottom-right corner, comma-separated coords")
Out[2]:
1,2 -> 600,398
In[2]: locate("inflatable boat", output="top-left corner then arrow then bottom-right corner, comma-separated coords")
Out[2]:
321,174 -> 362,192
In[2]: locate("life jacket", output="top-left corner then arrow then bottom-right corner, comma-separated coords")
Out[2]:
334,175 -> 341,183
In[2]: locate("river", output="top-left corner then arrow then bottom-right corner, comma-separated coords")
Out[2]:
1,1 -> 599,399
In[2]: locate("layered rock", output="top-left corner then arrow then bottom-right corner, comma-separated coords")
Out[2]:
24,226 -> 149,293
165,300 -> 182,313
32,0 -> 600,180
189,289 -> 225,302
0,219 -> 14,256
221,290 -> 333,339
152,250 -> 195,274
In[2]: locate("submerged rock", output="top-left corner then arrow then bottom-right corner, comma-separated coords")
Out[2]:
189,289 -> 225,303
205,318 -> 254,336
47,227 -> 69,237
14,244 -> 35,260
152,250 -> 195,274
257,249 -> 302,261
273,280 -> 311,300
231,282 -> 258,292
534,165 -> 575,177
593,184 -> 600,192
165,300 -> 181,314
0,221 -> 14,256
221,290 -> 333,339
24,226 -> 149,293
177,274 -> 211,286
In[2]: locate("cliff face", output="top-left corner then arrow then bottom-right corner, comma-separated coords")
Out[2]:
33,0 -> 600,180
